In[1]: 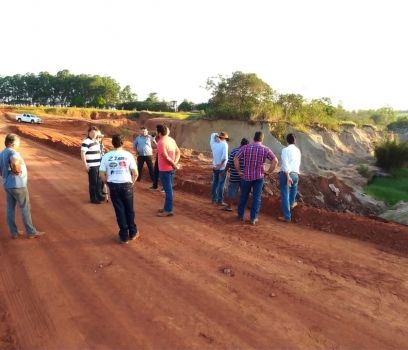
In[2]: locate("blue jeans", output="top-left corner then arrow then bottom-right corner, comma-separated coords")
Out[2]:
159,170 -> 175,212
108,183 -> 137,242
212,169 -> 227,203
5,187 -> 37,237
237,177 -> 264,221
279,172 -> 299,220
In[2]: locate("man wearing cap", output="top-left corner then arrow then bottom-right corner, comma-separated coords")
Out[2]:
133,127 -> 154,182
278,133 -> 301,222
220,137 -> 249,212
210,131 -> 229,205
234,131 -> 278,225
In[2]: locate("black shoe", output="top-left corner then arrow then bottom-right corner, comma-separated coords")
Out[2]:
91,200 -> 102,204
129,231 -> 140,240
97,196 -> 106,201
116,236 -> 129,244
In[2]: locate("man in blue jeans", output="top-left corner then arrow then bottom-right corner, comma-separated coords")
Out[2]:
0,133 -> 45,239
210,131 -> 229,205
99,134 -> 139,244
279,133 -> 301,222
234,131 -> 278,225
156,125 -> 181,217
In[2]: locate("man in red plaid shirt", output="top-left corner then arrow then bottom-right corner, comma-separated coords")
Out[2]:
234,131 -> 278,225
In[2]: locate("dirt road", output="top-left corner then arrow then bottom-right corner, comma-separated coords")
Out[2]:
1,118 -> 408,349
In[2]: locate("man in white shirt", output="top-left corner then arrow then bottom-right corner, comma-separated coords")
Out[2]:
99,134 -> 139,244
279,133 -> 301,222
210,132 -> 229,205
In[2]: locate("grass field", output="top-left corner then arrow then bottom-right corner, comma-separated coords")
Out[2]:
6,106 -> 202,121
363,168 -> 408,204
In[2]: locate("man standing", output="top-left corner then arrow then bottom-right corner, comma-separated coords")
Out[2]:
210,132 -> 229,205
220,138 -> 249,212
156,125 -> 181,217
0,133 -> 45,239
133,127 -> 154,182
99,134 -> 139,244
81,125 -> 104,204
234,131 -> 278,225
279,133 -> 301,222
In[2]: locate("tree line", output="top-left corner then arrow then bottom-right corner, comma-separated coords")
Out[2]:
0,70 -> 175,111
204,71 -> 398,128
0,70 -> 398,127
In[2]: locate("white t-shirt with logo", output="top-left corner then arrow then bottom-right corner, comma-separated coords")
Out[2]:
99,149 -> 137,183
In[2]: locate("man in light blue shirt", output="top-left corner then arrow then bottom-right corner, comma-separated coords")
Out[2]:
133,127 -> 154,182
0,134 -> 45,239
210,131 -> 229,205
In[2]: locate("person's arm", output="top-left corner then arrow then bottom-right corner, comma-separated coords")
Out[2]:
81,150 -> 90,172
174,145 -> 181,167
130,168 -> 138,186
10,156 -> 22,175
267,157 -> 279,175
233,157 -> 242,177
162,145 -> 179,169
210,133 -> 217,148
220,163 -> 230,177
151,135 -> 158,149
133,137 -> 140,154
130,154 -> 139,185
99,170 -> 107,184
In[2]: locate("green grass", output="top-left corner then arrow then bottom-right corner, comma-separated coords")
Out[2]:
363,168 -> 408,204
11,106 -> 135,119
339,120 -> 356,126
136,110 -> 203,120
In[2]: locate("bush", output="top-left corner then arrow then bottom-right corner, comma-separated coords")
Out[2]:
269,121 -> 288,144
357,164 -> 371,179
387,116 -> 408,130
374,137 -> 408,170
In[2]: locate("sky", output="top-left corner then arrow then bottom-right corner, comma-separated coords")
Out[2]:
1,0 -> 407,111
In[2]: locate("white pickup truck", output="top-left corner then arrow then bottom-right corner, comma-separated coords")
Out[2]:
15,113 -> 43,124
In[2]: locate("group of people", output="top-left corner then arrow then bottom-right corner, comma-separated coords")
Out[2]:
0,125 -> 300,243
83,124 -> 181,243
210,130 -> 301,225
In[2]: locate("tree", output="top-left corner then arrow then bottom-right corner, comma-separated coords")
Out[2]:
91,96 -> 106,108
178,99 -> 194,111
276,94 -> 304,119
119,85 -> 138,103
370,105 -> 397,126
145,92 -> 159,103
205,71 -> 276,120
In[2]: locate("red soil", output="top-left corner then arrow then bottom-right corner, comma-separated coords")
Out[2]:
0,112 -> 407,349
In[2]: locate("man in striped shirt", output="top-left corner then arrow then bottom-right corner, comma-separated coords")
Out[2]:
220,138 -> 249,212
81,126 -> 104,204
234,131 -> 278,225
